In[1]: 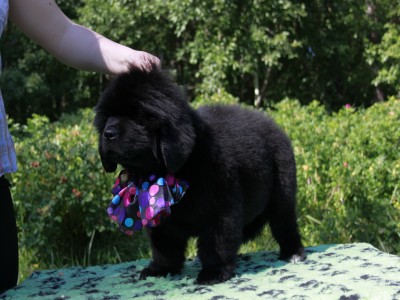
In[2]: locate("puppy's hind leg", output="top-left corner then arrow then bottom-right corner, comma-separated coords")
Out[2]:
268,199 -> 305,262
140,224 -> 188,279
268,149 -> 305,262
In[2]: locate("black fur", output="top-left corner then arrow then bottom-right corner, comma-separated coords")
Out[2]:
94,66 -> 305,285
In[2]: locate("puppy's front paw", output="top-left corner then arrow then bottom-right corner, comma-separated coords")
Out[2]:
140,264 -> 180,280
196,268 -> 234,285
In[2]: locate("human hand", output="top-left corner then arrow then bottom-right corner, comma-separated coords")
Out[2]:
129,50 -> 161,73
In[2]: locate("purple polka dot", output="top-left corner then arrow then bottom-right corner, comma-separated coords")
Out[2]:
112,186 -> 121,195
107,207 -> 113,215
156,198 -> 165,208
114,206 -> 125,223
134,220 -> 142,230
139,191 -> 149,208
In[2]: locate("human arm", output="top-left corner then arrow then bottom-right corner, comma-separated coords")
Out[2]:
9,0 -> 159,75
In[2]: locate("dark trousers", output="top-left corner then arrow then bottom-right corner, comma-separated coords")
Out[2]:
0,176 -> 18,294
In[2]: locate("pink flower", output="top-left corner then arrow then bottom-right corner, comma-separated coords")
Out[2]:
30,161 -> 40,168
345,104 -> 352,109
72,188 -> 82,198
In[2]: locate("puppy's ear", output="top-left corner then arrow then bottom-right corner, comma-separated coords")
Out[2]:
159,119 -> 195,173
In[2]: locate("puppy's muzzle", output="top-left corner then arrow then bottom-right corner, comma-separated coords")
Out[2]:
104,125 -> 119,140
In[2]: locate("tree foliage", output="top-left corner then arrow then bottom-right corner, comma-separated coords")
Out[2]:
366,3 -> 400,95
1,0 -> 400,120
0,0 -> 95,123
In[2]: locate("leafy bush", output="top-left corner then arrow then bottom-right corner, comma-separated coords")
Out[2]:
270,98 -> 400,254
10,109 -> 151,276
9,99 -> 400,281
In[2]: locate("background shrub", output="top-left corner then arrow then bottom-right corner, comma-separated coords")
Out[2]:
270,98 -> 400,253
9,99 -> 400,281
10,110 -> 151,278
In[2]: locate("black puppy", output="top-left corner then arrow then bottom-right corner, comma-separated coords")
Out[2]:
94,66 -> 305,284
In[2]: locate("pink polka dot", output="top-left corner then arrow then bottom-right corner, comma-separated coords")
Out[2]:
110,215 -> 118,221
146,207 -> 154,220
128,186 -> 136,195
149,184 -> 159,196
142,219 -> 148,226
137,211 -> 141,218
149,197 -> 155,205
166,174 -> 175,186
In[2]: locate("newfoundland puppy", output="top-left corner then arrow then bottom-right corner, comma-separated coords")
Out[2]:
94,65 -> 305,284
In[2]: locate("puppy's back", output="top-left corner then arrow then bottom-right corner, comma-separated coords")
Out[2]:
196,104 -> 292,161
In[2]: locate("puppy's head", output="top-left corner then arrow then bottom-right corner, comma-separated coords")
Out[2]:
94,65 -> 196,175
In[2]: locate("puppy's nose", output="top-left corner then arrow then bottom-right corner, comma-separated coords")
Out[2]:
104,126 -> 119,140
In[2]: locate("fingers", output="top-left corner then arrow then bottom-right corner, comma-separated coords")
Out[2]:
135,51 -> 161,73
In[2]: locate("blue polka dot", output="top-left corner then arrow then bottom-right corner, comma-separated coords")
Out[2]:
112,195 -> 121,205
125,218 -> 134,227
157,178 -> 164,186
142,182 -> 149,190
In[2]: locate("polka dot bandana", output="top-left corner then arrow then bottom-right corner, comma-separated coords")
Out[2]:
107,170 -> 189,236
